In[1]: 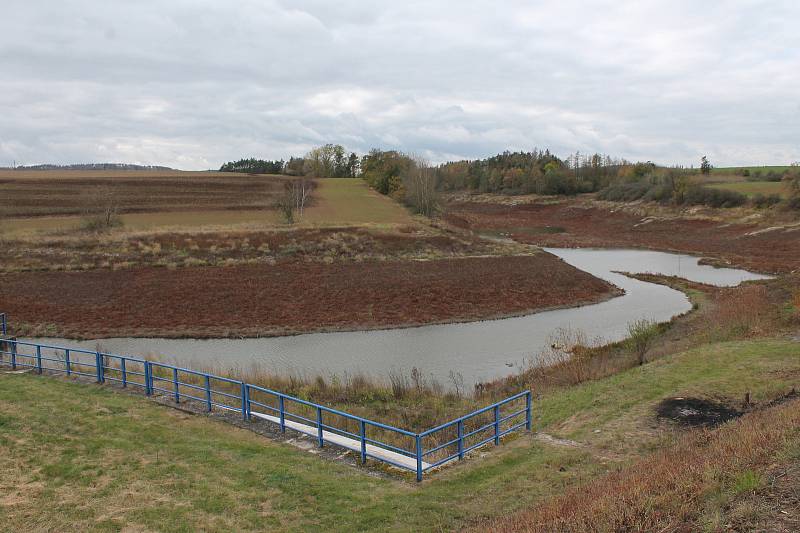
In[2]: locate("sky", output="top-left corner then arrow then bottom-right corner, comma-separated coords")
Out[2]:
1,0 -> 798,170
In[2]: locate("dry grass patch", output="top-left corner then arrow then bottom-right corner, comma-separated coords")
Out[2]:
480,398 -> 800,533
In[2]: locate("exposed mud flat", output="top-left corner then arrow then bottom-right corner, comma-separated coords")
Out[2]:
0,253 -> 616,339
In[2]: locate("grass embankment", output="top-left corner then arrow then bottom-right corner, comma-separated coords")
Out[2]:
482,396 -> 800,532
1,337 -> 798,531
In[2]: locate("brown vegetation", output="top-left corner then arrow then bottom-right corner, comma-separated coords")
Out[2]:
0,169 -> 293,217
0,226 -> 528,273
446,197 -> 800,273
0,253 -> 616,339
478,397 -> 800,533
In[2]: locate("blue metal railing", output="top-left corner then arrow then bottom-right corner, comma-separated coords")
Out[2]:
0,316 -> 532,481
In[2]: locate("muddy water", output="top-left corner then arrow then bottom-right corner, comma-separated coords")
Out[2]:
29,249 -> 770,387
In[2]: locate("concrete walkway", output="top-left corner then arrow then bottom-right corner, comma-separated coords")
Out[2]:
250,411 -> 430,471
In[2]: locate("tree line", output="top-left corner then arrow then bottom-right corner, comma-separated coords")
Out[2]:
222,145 -> 800,216
219,144 -> 359,178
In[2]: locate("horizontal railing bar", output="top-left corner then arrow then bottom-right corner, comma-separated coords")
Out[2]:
498,421 -> 527,438
247,401 -> 280,414
319,425 -> 362,441
210,401 -> 240,411
171,381 -> 207,393
173,392 -> 207,404
498,408 -> 527,424
423,454 -> 460,470
209,390 -> 240,401
9,341 -> 95,353
365,453 -> 416,472
362,438 -> 416,457
420,391 -> 529,437
248,383 -> 415,437
461,434 -> 497,456
462,420 -> 497,440
422,436 -> 462,456
103,376 -> 146,389
105,369 -> 146,378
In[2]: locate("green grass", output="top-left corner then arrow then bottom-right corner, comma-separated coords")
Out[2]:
707,181 -> 788,198
711,166 -> 795,175
304,178 -> 415,225
1,338 -> 797,531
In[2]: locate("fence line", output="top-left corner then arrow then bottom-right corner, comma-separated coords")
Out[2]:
0,319 -> 531,481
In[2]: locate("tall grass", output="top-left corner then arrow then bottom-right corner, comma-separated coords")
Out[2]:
479,398 -> 800,532
705,284 -> 774,341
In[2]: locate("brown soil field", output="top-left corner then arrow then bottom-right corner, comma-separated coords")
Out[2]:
0,253 -> 617,338
446,199 -> 800,274
0,170 -> 291,217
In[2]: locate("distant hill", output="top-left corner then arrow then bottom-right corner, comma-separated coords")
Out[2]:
4,163 -> 175,171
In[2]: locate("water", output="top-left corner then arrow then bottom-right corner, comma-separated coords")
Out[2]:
28,248 -> 770,386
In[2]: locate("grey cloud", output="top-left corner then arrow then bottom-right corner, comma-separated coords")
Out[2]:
0,0 -> 798,169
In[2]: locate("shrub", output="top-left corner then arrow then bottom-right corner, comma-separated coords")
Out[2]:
80,211 -> 123,232
641,184 -> 673,203
750,193 -> 782,209
627,318 -> 659,365
683,186 -> 747,208
597,182 -> 651,202
784,196 -> 800,210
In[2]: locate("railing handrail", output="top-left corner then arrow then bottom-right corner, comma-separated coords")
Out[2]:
246,383 -> 418,437
419,390 -> 530,437
0,314 -> 532,481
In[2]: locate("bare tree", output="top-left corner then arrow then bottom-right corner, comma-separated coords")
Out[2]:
403,156 -> 439,217
81,185 -> 123,232
293,178 -> 313,217
275,179 -> 314,224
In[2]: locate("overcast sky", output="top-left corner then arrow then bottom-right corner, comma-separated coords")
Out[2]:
1,1 -> 798,170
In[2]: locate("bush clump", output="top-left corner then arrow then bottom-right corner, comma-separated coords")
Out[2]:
750,193 -> 782,209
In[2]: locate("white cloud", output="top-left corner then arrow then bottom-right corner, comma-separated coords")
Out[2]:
0,0 -> 798,169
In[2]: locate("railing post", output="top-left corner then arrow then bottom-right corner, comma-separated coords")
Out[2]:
360,420 -> 367,464
279,396 -> 286,433
121,358 -> 127,387
316,407 -> 324,447
1,313 -> 6,335
144,361 -> 152,396
457,420 -> 464,460
241,382 -> 249,421
65,349 -> 71,376
526,391 -> 532,431
36,345 -> 43,374
494,405 -> 500,445
95,351 -> 103,383
415,435 -> 423,482
10,339 -> 16,370
205,375 -> 212,412
173,367 -> 180,403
